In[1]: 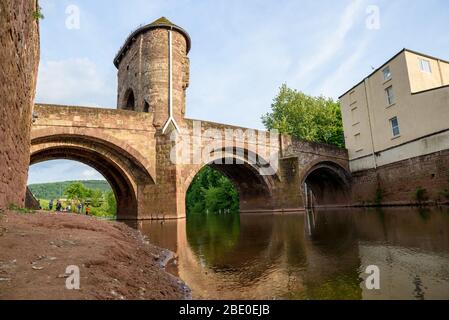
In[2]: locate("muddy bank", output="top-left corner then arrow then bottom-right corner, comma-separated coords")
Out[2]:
0,210 -> 190,300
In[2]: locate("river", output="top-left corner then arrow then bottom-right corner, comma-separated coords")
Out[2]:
131,207 -> 449,300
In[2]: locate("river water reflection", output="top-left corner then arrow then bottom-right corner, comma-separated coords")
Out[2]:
133,208 -> 449,300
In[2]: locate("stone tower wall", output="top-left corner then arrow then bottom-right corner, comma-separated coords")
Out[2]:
0,0 -> 40,209
116,27 -> 189,129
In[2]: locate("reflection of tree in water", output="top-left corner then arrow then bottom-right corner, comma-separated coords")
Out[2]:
442,207 -> 449,219
187,213 -> 312,288
418,208 -> 431,222
187,214 -> 241,267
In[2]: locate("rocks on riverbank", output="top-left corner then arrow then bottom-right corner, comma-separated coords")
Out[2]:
0,210 -> 190,300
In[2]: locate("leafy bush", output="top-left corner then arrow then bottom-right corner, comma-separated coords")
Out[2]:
441,189 -> 449,200
441,172 -> 449,200
374,188 -> 385,205
414,187 -> 429,204
32,5 -> 44,20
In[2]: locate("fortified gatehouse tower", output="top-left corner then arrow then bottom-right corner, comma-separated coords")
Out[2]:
114,17 -> 191,131
112,17 -> 192,219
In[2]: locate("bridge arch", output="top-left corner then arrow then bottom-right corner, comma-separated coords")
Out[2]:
301,160 -> 351,207
184,148 -> 280,213
30,128 -> 156,220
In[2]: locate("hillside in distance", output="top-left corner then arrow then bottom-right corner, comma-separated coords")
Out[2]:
28,180 -> 111,200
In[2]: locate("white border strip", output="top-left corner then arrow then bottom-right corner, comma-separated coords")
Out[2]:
163,30 -> 180,134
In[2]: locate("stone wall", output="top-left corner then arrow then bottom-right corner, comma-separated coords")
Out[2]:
352,149 -> 449,205
0,0 -> 40,209
25,187 -> 40,210
32,104 -> 157,219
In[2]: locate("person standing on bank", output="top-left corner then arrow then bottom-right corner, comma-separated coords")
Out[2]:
56,200 -> 62,212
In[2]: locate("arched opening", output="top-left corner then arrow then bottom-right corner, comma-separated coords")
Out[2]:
186,154 -> 276,215
209,159 -> 275,212
185,157 -> 277,269
144,101 -> 150,113
303,162 -> 351,208
186,166 -> 240,215
123,88 -> 135,111
28,160 -> 117,218
30,148 -> 138,220
30,131 -> 155,220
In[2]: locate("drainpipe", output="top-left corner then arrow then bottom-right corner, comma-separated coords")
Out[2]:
364,78 -> 377,169
437,60 -> 444,86
163,29 -> 180,134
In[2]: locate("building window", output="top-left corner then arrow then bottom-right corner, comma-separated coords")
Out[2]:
419,58 -> 432,73
383,66 -> 391,81
354,133 -> 362,152
351,107 -> 358,125
349,91 -> 356,105
390,117 -> 400,137
385,86 -> 395,105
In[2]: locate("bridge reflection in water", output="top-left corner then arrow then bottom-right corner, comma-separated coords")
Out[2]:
129,208 -> 449,300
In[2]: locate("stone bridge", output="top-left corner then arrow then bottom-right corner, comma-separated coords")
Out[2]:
29,17 -> 350,220
31,104 -> 349,220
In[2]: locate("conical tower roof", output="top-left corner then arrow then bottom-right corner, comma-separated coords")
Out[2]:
114,17 -> 191,68
148,16 -> 178,27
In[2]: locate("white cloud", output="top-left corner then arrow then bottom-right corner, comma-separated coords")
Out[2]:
317,38 -> 370,99
28,160 -> 106,185
36,58 -> 115,107
81,169 -> 102,180
292,0 -> 366,87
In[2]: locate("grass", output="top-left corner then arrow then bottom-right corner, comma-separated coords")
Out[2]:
38,199 -> 116,219
8,204 -> 35,215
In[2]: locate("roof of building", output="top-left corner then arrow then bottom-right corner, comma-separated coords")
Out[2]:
338,48 -> 449,99
113,17 -> 191,68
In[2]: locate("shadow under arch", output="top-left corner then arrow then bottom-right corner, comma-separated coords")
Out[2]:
302,161 -> 351,207
30,131 -> 156,220
185,148 -> 280,212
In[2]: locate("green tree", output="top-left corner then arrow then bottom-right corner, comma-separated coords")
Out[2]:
104,191 -> 117,216
29,180 -> 111,200
186,167 -> 239,215
262,84 -> 345,148
64,182 -> 88,203
90,189 -> 103,207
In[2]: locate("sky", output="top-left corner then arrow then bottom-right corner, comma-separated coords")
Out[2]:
28,0 -> 449,184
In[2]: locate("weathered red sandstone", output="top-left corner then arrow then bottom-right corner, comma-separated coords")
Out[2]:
0,0 -> 40,208
0,210 -> 190,300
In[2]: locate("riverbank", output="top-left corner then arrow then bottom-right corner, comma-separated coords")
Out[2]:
0,210 -> 190,300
